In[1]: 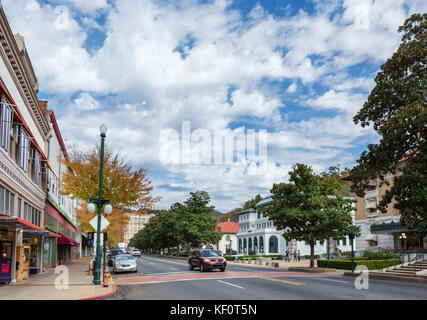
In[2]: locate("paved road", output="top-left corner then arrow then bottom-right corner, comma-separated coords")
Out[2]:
108,254 -> 427,300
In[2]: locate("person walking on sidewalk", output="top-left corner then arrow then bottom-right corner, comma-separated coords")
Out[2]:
293,250 -> 297,262
285,250 -> 290,262
297,250 -> 301,262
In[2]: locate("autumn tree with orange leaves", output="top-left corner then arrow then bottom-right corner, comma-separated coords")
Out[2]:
60,144 -> 157,246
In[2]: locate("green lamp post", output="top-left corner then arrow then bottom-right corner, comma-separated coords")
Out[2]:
349,233 -> 355,272
87,124 -> 113,285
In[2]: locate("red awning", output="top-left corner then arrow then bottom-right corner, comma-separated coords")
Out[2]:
57,235 -> 80,247
0,213 -> 57,237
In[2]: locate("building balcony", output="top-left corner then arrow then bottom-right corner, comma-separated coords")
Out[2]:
364,189 -> 378,199
365,198 -> 377,209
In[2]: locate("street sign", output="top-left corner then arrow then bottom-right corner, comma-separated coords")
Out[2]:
89,215 -> 110,232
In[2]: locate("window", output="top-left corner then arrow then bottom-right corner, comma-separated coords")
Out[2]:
269,236 -> 278,253
14,125 -> 20,164
18,198 -> 21,218
342,237 -> 347,246
20,131 -> 29,172
34,151 -> 40,185
5,190 -> 9,214
1,98 -> 11,152
10,194 -> 14,216
0,186 -> 4,212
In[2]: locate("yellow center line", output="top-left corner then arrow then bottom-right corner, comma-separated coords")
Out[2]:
259,277 -> 306,286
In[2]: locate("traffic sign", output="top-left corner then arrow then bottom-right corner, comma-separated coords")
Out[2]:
89,215 -> 110,232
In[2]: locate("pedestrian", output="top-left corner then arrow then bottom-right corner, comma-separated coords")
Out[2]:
293,250 -> 297,262
285,250 -> 289,262
297,250 -> 301,262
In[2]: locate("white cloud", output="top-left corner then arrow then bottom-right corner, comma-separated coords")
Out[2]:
3,0 -> 426,211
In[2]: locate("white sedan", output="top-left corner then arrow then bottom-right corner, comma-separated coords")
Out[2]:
113,254 -> 138,274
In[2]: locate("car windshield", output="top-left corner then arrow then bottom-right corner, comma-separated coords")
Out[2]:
201,250 -> 221,257
116,255 -> 134,261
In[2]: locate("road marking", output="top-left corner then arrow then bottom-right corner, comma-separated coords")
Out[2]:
217,280 -> 245,290
313,277 -> 348,283
260,277 -> 306,286
169,267 -> 178,271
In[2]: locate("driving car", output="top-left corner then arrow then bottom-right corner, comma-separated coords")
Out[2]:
107,249 -> 126,267
130,249 -> 141,258
112,254 -> 138,274
188,249 -> 226,272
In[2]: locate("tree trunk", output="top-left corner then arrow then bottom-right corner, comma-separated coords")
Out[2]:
177,244 -> 180,256
310,242 -> 315,268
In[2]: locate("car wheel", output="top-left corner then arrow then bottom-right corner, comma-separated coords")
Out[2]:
220,268 -> 226,272
189,263 -> 194,271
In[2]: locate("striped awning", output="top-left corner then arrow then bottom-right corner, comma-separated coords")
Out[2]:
0,213 -> 57,237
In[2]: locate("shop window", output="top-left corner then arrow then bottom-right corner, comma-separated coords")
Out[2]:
10,194 -> 14,216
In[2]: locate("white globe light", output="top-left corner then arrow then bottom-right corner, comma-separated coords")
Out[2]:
100,124 -> 108,135
104,204 -> 113,215
87,203 -> 96,213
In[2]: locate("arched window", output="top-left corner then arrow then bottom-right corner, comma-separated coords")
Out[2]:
248,238 -> 252,253
243,238 -> 247,254
254,237 -> 258,252
259,236 -> 264,253
269,235 -> 278,253
238,238 -> 242,253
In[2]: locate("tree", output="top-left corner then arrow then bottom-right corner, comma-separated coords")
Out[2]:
259,164 -> 360,268
61,145 -> 157,244
130,191 -> 222,254
351,13 -> 427,235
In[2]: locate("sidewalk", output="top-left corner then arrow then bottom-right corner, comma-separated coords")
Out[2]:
0,256 -> 116,300
229,259 -> 346,275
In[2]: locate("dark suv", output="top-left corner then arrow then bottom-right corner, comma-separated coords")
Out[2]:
188,249 -> 226,272
107,249 -> 126,266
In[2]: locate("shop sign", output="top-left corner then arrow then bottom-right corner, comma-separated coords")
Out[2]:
1,263 -> 9,273
58,223 -> 65,235
45,214 -> 57,232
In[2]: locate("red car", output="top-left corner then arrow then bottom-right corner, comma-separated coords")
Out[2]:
188,249 -> 226,272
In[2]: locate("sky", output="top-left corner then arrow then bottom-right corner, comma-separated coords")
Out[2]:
3,0 -> 426,212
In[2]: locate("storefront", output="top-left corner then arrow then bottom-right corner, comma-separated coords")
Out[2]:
0,213 -> 57,282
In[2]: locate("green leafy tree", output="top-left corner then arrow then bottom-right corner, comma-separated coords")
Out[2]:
351,13 -> 427,235
259,164 -> 360,268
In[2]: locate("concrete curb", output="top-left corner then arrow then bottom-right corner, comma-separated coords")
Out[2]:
288,267 -> 337,273
343,271 -> 427,284
78,274 -> 117,300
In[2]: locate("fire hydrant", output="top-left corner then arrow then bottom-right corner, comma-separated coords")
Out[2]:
103,268 -> 110,287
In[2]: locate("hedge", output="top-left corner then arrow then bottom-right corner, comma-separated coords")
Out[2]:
317,259 -> 400,270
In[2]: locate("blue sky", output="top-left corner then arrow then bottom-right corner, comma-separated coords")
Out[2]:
3,0 -> 426,212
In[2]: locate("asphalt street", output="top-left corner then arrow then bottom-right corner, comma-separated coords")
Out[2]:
108,254 -> 427,300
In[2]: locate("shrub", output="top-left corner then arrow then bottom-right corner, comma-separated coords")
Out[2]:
224,255 -> 234,261
317,259 -> 400,270
362,251 -> 399,260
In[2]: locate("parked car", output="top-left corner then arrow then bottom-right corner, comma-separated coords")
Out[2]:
107,249 -> 126,267
113,254 -> 138,274
130,249 -> 141,258
188,249 -> 226,272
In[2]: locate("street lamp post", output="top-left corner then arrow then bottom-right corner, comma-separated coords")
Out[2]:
349,233 -> 355,273
87,124 -> 113,285
399,233 -> 407,264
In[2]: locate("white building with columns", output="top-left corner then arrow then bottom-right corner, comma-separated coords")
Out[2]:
236,196 -> 355,257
